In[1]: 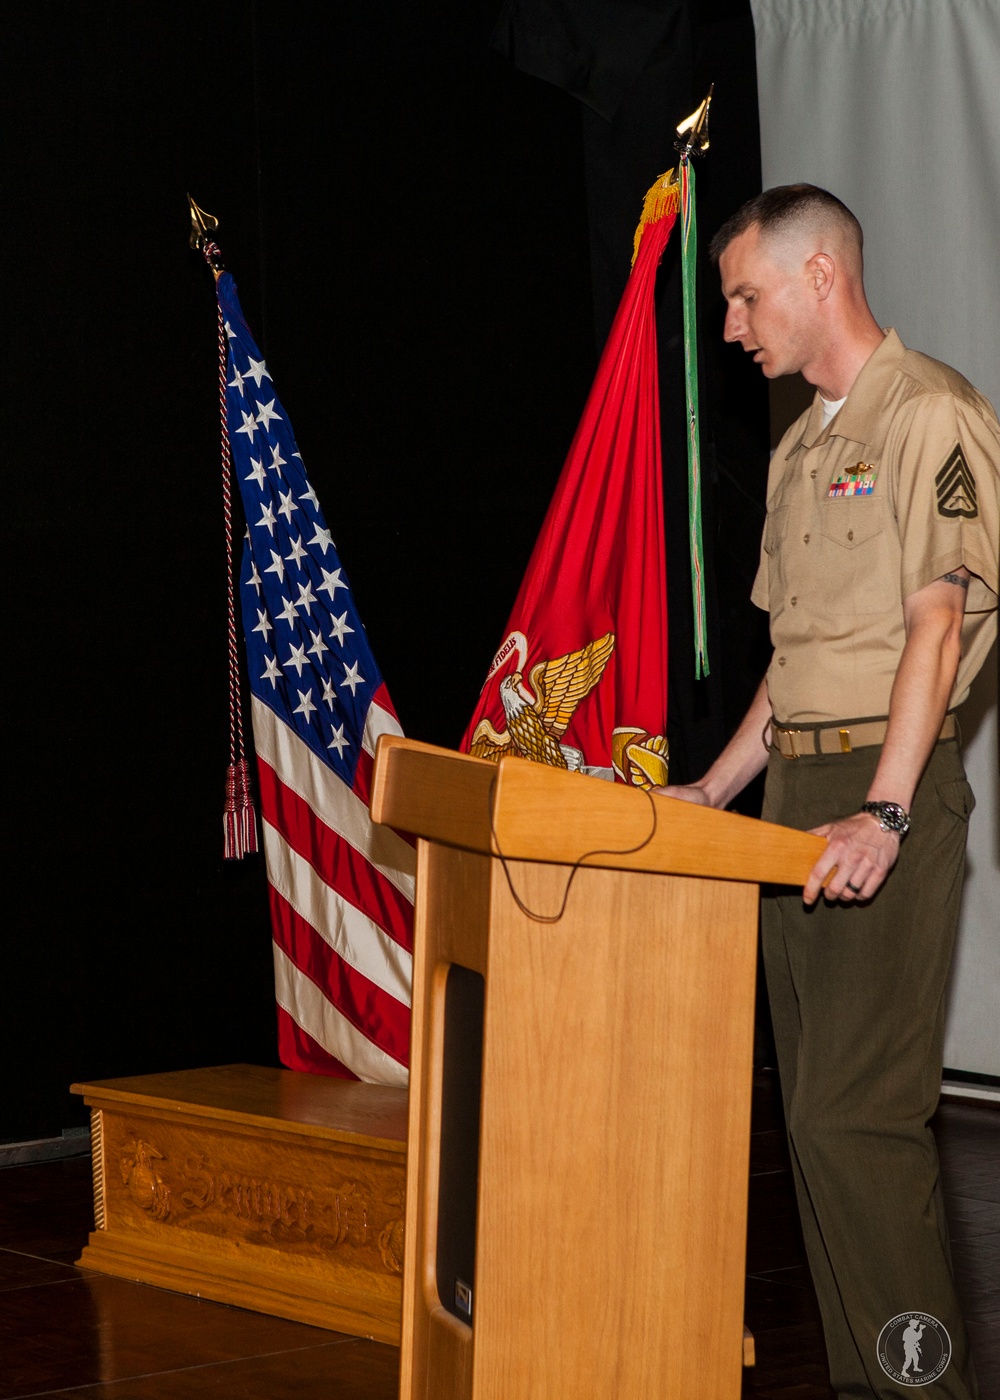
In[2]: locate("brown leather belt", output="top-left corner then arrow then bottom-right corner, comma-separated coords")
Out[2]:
772,713 -> 957,759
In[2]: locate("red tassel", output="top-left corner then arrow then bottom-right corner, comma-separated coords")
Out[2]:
223,758 -> 259,860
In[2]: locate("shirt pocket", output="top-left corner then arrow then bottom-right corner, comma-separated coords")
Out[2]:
818,497 -> 893,612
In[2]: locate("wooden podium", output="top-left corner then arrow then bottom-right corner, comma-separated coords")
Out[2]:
370,737 -> 824,1400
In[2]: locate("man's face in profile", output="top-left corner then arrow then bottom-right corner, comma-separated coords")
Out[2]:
719,225 -> 816,381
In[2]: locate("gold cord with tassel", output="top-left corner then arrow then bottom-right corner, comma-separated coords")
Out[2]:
631,168 -> 680,267
189,194 -> 259,859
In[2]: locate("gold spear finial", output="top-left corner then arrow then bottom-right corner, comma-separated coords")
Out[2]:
187,194 -> 219,250
187,194 -> 224,277
674,85 -> 714,160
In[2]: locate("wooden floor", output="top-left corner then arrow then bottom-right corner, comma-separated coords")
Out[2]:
1,1071 -> 996,1399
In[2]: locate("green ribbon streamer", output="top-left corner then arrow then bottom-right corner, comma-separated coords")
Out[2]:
680,159 -> 709,678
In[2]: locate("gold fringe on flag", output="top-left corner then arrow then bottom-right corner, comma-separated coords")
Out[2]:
631,168 -> 680,267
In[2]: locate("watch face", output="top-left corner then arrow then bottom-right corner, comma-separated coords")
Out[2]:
865,801 -> 909,833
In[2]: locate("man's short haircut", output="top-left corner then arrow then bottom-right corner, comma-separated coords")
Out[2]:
708,184 -> 863,265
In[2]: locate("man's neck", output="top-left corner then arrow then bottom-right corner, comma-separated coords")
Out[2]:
805,312 -> 886,401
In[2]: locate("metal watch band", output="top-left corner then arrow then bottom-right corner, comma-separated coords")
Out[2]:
860,800 -> 910,837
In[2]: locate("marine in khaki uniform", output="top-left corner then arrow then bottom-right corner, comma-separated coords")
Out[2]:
656,185 -> 999,1400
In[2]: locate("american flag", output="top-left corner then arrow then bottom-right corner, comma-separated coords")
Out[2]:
218,271 -> 413,1086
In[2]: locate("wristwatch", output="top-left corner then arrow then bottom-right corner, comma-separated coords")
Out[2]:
860,801 -> 910,838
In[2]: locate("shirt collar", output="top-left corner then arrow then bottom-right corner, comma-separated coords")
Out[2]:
783,329 -> 907,458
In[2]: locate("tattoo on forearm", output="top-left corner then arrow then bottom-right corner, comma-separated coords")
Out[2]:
941,572 -> 969,590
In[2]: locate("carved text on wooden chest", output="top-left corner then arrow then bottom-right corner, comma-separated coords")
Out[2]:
103,1116 -> 405,1275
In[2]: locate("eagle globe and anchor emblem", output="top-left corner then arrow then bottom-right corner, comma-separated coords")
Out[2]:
468,631 -> 668,789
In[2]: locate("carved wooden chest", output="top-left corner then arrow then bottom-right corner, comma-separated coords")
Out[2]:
71,1064 -> 408,1343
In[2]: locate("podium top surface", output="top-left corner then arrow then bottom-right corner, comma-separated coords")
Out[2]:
370,736 -> 825,887
70,1064 -> 408,1150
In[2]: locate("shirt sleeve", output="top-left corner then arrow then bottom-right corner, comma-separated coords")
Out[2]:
888,391 -> 1000,612
750,532 -> 769,611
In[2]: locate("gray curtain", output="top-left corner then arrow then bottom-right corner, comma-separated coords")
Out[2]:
751,0 -> 1000,1078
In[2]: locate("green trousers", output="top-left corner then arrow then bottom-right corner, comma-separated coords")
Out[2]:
761,733 -> 978,1400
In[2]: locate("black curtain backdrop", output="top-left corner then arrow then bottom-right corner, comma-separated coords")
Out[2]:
4,0 -> 768,1143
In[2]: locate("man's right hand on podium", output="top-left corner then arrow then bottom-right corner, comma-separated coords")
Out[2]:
652,783 -> 712,805
653,676 -> 774,812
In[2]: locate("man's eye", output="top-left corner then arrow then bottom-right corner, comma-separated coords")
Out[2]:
745,294 -> 756,305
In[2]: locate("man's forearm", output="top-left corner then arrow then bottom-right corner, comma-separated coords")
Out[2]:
695,676 -> 773,809
800,570 -> 968,905
867,602 -> 964,812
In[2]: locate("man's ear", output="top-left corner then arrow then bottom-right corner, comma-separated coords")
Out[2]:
808,252 -> 836,301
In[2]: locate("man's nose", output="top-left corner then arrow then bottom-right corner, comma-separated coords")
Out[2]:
723,304 -> 744,343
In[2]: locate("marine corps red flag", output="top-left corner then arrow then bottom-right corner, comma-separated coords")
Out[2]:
461,171 -> 677,787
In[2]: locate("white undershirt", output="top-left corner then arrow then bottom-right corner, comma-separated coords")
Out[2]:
821,394 -> 847,429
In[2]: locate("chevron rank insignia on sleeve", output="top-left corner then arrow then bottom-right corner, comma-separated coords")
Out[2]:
935,444 -> 978,519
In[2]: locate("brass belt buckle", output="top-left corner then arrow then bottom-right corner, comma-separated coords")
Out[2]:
839,728 -> 852,753
781,729 -> 801,759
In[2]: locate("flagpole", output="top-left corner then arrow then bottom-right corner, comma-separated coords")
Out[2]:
188,194 -> 259,858
674,88 -> 713,680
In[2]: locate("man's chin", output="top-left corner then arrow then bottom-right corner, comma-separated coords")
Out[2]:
758,358 -> 795,380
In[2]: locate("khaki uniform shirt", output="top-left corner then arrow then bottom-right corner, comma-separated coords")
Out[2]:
752,330 -> 999,725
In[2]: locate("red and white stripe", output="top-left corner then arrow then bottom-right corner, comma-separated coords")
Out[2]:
251,689 -> 414,1085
